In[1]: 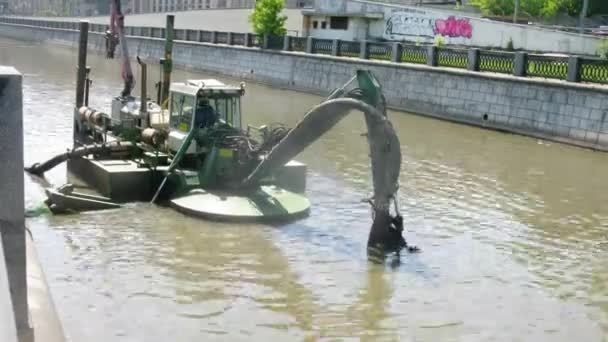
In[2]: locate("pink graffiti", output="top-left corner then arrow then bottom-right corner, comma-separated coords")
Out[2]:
434,16 -> 473,39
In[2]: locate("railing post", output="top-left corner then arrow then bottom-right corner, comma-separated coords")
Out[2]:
467,48 -> 480,71
283,35 -> 291,51
331,39 -> 339,56
514,51 -> 528,77
227,32 -> 233,45
244,33 -> 251,47
211,31 -> 218,44
567,56 -> 582,82
306,36 -> 313,54
262,33 -> 270,49
427,46 -> 438,66
391,42 -> 402,63
360,40 -> 369,59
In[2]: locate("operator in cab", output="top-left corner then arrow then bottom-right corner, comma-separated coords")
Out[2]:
195,98 -> 217,128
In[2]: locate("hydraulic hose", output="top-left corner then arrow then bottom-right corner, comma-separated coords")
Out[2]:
24,141 -> 134,176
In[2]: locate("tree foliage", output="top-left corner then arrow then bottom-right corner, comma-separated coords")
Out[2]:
470,0 -> 604,19
598,38 -> 608,59
249,0 -> 288,36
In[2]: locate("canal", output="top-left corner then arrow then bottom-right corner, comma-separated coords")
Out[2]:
1,37 -> 607,341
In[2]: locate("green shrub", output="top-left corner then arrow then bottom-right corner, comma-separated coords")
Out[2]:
597,38 -> 608,59
37,10 -> 58,17
469,0 -> 600,18
434,35 -> 446,47
249,0 -> 287,36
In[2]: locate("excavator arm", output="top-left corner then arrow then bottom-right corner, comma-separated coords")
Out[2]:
243,71 -> 412,254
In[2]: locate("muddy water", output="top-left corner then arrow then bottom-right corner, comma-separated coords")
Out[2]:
1,37 -> 608,341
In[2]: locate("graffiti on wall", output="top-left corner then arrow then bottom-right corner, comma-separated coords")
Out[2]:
384,10 -> 473,41
435,16 -> 473,38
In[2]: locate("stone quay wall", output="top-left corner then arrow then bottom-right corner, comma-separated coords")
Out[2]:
1,22 -> 607,151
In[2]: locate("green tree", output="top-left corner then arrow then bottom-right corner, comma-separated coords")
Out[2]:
561,0 -> 582,16
470,0 -> 602,18
249,0 -> 287,36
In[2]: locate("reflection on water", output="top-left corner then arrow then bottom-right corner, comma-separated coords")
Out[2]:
1,37 -> 607,341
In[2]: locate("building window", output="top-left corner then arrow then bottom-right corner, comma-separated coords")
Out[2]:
330,16 -> 348,30
312,20 -> 318,29
321,21 -> 327,29
198,0 -> 202,9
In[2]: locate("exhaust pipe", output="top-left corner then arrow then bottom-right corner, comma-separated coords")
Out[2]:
137,56 -> 147,116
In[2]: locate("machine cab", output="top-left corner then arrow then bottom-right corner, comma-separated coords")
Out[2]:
168,79 -> 245,153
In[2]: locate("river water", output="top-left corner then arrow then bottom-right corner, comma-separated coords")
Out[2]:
1,37 -> 608,341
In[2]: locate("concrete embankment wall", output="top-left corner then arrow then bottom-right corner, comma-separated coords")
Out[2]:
319,0 -> 601,56
1,23 -> 607,151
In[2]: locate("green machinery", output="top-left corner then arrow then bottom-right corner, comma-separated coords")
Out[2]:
26,13 -> 410,252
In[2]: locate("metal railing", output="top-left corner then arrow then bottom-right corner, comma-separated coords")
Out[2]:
338,40 -> 360,57
311,38 -> 333,55
216,31 -> 229,44
248,33 -> 261,48
232,33 -> 246,46
479,50 -> 514,74
527,54 -> 569,80
290,37 -> 307,52
438,47 -> 468,69
1,16 -> 607,85
401,44 -> 427,64
266,34 -> 284,50
368,42 -> 392,61
580,58 -> 608,84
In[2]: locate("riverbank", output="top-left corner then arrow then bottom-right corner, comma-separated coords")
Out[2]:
0,21 -> 606,152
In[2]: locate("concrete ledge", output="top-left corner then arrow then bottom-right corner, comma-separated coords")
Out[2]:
0,239 -> 18,342
26,230 -> 64,342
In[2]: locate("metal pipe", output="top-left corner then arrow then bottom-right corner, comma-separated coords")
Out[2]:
580,0 -> 589,33
75,21 -> 89,108
161,15 -> 174,104
157,58 -> 165,104
137,57 -> 147,115
513,0 -> 520,24
84,66 -> 91,107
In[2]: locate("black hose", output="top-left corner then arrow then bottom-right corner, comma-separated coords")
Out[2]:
24,141 -> 134,175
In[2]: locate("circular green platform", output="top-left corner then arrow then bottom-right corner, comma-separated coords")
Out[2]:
170,185 -> 310,222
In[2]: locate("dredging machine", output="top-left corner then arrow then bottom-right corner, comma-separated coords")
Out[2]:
26,4 -> 412,252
